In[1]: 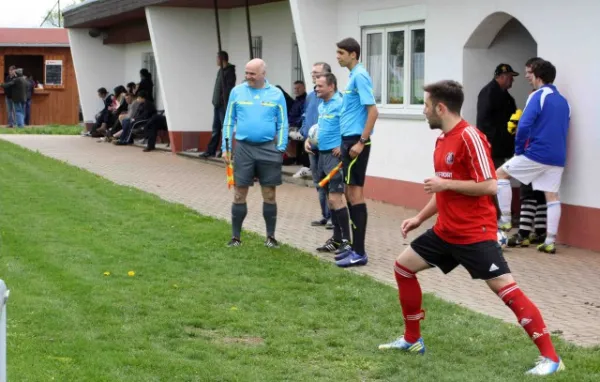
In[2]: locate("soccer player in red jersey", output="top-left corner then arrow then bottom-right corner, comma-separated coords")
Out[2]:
378,80 -> 564,376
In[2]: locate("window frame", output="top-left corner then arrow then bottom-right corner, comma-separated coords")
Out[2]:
361,22 -> 425,114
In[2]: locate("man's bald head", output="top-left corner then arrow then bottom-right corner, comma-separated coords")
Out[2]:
245,58 -> 267,88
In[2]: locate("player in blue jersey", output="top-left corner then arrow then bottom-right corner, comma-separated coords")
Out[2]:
334,37 -> 379,267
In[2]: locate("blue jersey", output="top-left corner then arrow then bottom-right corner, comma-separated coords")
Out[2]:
222,81 -> 289,152
340,64 -> 376,137
515,84 -> 570,167
317,92 -> 343,151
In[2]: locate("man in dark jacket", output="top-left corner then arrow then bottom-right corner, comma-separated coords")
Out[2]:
476,63 -> 518,169
202,51 -> 236,158
3,66 -> 16,127
1,68 -> 28,128
117,91 -> 156,145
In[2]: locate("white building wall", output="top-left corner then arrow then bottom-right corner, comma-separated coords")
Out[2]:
124,41 -> 163,110
68,29 -> 125,122
146,6 -> 217,134
293,0 -> 600,209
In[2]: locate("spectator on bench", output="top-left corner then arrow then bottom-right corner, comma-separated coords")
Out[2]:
115,90 -> 156,145
86,87 -> 115,137
143,112 -> 168,152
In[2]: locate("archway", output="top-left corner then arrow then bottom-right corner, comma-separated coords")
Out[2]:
462,12 -> 537,125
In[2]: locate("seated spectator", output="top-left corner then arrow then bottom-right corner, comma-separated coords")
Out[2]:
115,90 -> 156,145
126,82 -> 137,95
85,88 -> 115,137
288,81 -> 311,174
135,69 -> 154,103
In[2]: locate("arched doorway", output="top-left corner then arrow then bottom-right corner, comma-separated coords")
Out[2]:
462,12 -> 537,125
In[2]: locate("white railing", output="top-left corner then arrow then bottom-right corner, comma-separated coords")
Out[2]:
0,280 -> 9,382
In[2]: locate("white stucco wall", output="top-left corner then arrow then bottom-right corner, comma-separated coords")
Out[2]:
146,6 -> 217,134
68,29 -> 125,122
291,0 -> 600,209
124,41 -> 163,110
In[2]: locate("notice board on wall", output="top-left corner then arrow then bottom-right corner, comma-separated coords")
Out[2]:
45,60 -> 63,86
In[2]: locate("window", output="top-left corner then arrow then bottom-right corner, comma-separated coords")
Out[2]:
4,55 -> 44,84
362,23 -> 425,110
252,36 -> 263,59
292,33 -> 304,84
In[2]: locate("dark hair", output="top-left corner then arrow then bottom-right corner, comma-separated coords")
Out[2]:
125,92 -> 134,97
97,87 -> 108,95
140,68 -> 151,80
293,80 -> 305,86
336,37 -> 361,60
423,80 -> 464,114
313,62 -> 332,73
525,57 -> 544,69
316,72 -> 338,91
113,85 -> 127,97
532,60 -> 556,84
137,90 -> 148,99
218,51 -> 229,62
127,81 -> 136,89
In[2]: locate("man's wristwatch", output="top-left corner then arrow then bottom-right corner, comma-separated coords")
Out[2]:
359,137 -> 368,144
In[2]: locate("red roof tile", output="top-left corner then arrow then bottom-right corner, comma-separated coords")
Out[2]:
0,28 -> 69,46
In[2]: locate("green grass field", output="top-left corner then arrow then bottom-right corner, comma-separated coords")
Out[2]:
0,139 -> 598,381
0,125 -> 82,135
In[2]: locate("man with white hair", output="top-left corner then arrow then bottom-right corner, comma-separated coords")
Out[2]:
222,58 -> 289,248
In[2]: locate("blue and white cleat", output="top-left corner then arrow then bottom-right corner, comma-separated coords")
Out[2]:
335,251 -> 368,267
526,356 -> 565,376
378,336 -> 426,355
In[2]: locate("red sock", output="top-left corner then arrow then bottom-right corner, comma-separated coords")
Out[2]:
498,283 -> 559,362
394,262 -> 424,343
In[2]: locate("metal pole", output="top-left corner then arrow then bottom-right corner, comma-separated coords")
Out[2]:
0,280 -> 10,382
245,0 -> 253,60
58,0 -> 61,27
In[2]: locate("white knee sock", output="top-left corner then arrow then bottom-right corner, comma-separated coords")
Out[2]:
545,201 -> 561,245
497,179 -> 512,224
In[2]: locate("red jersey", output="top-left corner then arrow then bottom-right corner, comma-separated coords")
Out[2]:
432,120 -> 497,244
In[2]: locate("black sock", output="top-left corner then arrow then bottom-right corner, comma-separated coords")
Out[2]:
347,201 -> 354,244
335,207 -> 351,243
263,202 -> 277,238
331,207 -> 342,242
350,203 -> 367,255
232,203 -> 247,239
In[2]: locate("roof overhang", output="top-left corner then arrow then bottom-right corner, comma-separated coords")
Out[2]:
0,44 -> 70,48
64,0 -> 284,29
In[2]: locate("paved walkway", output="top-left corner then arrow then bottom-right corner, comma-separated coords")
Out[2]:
3,135 -> 600,346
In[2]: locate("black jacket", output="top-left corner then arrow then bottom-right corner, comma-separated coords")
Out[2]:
133,100 -> 157,121
212,64 -> 236,107
2,74 -> 28,103
136,78 -> 154,102
476,80 -> 517,158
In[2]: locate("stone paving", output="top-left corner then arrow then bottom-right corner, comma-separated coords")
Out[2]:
3,135 -> 600,347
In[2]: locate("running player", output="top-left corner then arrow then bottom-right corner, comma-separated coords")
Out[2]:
378,80 -> 564,376
334,37 -> 379,268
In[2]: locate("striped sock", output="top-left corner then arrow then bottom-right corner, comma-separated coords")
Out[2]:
394,262 -> 424,343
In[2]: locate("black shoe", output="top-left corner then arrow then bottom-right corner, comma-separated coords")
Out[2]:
316,237 -> 340,252
311,218 -> 327,227
143,147 -> 155,152
227,237 -> 242,247
200,152 -> 214,158
264,236 -> 280,248
334,240 -> 352,255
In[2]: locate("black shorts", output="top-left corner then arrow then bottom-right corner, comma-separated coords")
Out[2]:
410,229 -> 511,280
318,150 -> 344,194
341,135 -> 371,186
233,139 -> 283,187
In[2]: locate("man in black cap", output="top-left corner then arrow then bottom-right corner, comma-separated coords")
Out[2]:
476,63 -> 519,169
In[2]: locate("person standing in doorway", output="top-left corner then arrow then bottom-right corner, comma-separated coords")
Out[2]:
1,68 -> 28,128
334,37 -> 379,268
3,66 -> 16,127
222,58 -> 289,248
203,51 -> 236,158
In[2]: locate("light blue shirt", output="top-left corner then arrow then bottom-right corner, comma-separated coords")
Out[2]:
222,80 -> 289,152
317,92 -> 343,151
340,63 -> 376,137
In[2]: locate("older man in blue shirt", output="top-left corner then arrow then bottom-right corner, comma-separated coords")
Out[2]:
222,58 -> 289,248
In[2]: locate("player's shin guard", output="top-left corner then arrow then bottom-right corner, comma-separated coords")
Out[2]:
498,283 -> 559,362
394,262 -> 424,343
497,179 -> 512,224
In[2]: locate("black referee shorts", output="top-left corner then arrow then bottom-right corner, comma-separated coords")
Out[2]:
410,229 -> 511,280
341,135 -> 371,187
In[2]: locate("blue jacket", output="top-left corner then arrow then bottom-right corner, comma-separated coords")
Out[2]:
222,80 -> 289,152
288,93 -> 306,127
300,90 -> 319,139
515,84 -> 571,167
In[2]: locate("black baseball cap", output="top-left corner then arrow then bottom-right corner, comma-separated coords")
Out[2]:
494,63 -> 519,77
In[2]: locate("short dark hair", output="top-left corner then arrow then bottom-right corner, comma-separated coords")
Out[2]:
97,87 -> 108,95
532,60 -> 556,84
293,80 -> 305,86
218,51 -> 229,62
316,72 -> 338,91
423,80 -> 464,114
336,37 -> 361,60
313,62 -> 332,73
140,68 -> 151,79
525,57 -> 544,69
127,81 -> 136,89
137,90 -> 148,99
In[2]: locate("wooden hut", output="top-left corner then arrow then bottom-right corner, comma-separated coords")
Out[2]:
0,28 -> 79,126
